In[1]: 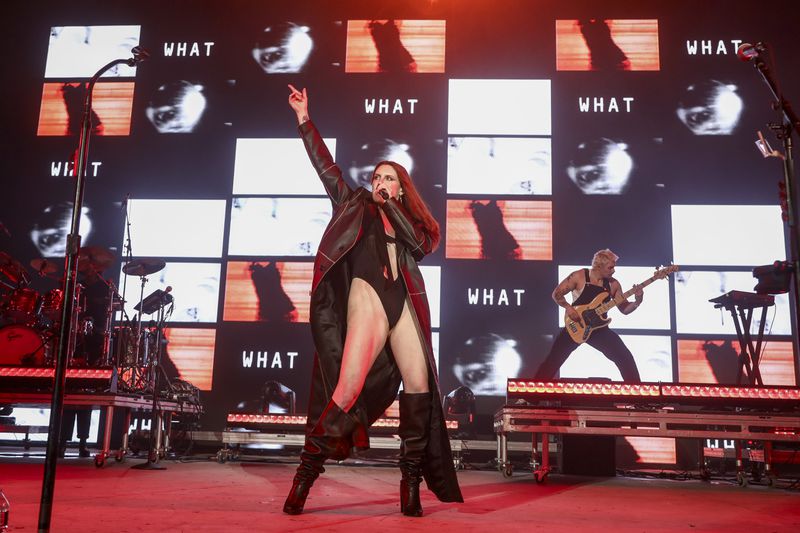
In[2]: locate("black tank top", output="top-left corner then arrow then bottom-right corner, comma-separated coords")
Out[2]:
572,268 -> 611,306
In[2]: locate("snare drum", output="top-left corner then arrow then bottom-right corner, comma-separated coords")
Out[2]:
0,324 -> 49,365
3,288 -> 40,325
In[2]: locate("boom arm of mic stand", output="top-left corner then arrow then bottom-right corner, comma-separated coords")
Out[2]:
751,55 -> 800,366
753,58 -> 800,133
38,53 -> 145,533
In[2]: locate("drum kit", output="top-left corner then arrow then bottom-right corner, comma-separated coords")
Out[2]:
0,247 -> 172,393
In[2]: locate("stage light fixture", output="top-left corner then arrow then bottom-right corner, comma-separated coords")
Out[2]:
260,380 -> 296,414
443,386 -> 476,438
753,260 -> 793,294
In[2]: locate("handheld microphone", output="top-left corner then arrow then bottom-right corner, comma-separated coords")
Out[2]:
737,42 -> 765,62
378,189 -> 390,201
127,46 -> 151,66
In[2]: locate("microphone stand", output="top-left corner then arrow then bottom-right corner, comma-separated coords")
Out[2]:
37,48 -> 147,533
750,47 -> 800,355
131,298 -> 170,471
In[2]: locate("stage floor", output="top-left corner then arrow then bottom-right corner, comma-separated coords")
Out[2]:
2,456 -> 799,532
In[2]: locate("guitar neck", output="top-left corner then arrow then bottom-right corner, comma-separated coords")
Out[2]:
596,274 -> 660,314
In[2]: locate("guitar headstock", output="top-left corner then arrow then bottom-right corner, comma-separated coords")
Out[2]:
654,264 -> 679,280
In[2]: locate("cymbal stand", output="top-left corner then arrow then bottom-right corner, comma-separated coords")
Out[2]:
119,194 -> 133,328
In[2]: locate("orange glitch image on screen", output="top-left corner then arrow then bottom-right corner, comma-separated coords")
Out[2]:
445,199 -> 552,260
223,261 -> 313,323
163,327 -> 216,391
345,19 -> 446,73
677,340 -> 796,386
555,19 -> 660,71
624,436 -> 677,464
37,81 -> 135,136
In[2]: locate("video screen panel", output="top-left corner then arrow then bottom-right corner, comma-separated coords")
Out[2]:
674,270 -> 791,335
558,334 -> 673,382
44,25 -> 141,78
677,339 -> 795,386
556,265 -> 673,331
38,82 -> 135,136
623,437 -> 676,465
445,199 -> 552,260
345,20 -> 446,73
123,199 -> 226,258
420,265 -> 441,329
672,205 -> 786,266
448,79 -> 551,136
447,137 -> 552,195
232,138 -> 335,195
163,327 -> 216,390
223,261 -> 313,322
555,19 -> 660,71
228,197 -> 332,257
118,262 -> 220,323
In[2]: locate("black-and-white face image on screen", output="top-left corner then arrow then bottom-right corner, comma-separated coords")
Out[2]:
124,199 -> 226,258
672,205 -> 785,267
233,138 -> 335,195
559,334 -> 673,382
676,80 -> 744,136
347,139 -> 414,190
450,333 -> 523,396
566,138 -> 633,195
145,81 -> 208,133
228,197 -> 331,257
447,137 -> 552,195
30,202 -> 93,258
44,25 -> 140,78
252,22 -> 314,74
674,270 -> 791,335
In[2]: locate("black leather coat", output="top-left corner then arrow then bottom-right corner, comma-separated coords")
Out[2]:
299,120 -> 462,503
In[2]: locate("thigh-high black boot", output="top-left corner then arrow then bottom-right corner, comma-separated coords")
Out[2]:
398,391 -> 431,517
283,400 -> 363,515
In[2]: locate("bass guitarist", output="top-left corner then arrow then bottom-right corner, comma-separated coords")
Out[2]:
534,249 -> 642,383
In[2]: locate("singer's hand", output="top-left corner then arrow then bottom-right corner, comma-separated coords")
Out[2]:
288,84 -> 309,125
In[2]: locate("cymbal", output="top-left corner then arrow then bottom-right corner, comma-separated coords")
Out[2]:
122,258 -> 166,277
31,257 -> 60,275
0,251 -> 29,284
77,246 -> 115,272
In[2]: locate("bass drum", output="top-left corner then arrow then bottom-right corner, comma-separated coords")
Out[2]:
0,324 -> 50,365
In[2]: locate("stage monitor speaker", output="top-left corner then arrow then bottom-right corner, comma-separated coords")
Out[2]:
561,435 -> 616,477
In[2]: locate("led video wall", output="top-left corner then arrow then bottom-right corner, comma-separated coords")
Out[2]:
2,2 -> 799,447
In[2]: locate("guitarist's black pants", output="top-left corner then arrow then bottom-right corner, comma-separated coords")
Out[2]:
534,327 -> 641,383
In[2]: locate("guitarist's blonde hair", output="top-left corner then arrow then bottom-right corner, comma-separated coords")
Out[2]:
592,249 -> 619,269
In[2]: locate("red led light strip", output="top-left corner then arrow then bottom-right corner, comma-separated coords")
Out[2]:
227,413 -> 458,429
0,366 -> 113,379
661,385 -> 800,401
507,381 -> 660,397
507,380 -> 800,401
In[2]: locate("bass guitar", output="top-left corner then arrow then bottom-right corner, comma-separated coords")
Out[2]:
564,265 -> 679,344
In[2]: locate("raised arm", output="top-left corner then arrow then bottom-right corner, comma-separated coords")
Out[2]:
612,279 -> 643,315
288,85 -> 351,205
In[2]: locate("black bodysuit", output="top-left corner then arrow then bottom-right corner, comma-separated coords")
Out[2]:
348,202 -> 407,328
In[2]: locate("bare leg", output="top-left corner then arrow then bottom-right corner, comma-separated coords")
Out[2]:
332,278 -> 391,412
389,300 -> 429,392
